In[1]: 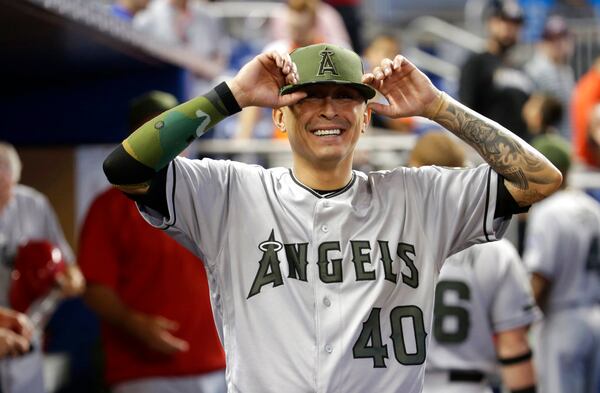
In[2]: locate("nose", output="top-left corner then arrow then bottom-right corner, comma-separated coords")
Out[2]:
319,97 -> 337,119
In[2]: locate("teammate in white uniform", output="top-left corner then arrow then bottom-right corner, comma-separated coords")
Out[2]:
523,135 -> 600,393
425,240 -> 539,393
410,133 -> 539,393
103,44 -> 562,392
0,142 -> 85,393
0,143 -> 83,305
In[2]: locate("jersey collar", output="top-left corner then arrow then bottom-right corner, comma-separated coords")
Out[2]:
288,169 -> 357,199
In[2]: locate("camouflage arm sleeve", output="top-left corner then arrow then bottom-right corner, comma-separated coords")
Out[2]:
103,83 -> 241,192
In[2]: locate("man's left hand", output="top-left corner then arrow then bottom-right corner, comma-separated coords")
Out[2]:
362,55 -> 441,119
56,265 -> 85,298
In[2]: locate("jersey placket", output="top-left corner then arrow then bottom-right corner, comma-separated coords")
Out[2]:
313,196 -> 343,393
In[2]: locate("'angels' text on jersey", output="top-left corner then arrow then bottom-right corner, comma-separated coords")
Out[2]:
248,230 -> 418,298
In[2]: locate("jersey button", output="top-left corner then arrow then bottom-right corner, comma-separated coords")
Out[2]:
323,201 -> 330,208
321,225 -> 328,232
323,297 -> 331,307
325,344 -> 333,353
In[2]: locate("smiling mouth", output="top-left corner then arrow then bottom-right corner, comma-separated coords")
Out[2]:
313,129 -> 342,136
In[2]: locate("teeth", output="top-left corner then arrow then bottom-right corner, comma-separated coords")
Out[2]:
313,129 -> 341,136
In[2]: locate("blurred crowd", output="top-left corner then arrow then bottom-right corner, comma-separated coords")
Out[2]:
3,0 -> 600,392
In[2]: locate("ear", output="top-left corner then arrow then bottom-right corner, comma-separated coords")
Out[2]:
362,108 -> 372,133
272,108 -> 286,131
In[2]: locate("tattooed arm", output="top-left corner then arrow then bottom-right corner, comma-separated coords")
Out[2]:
428,96 -> 561,205
363,55 -> 562,206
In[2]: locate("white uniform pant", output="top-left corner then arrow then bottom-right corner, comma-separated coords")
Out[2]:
422,371 -> 492,393
533,307 -> 600,393
0,335 -> 45,393
112,369 -> 226,393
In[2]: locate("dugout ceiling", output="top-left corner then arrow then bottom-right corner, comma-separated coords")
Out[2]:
0,0 -> 187,145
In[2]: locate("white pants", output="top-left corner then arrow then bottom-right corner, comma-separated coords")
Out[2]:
112,370 -> 226,393
534,307 -> 600,393
0,336 -> 45,393
422,371 -> 492,393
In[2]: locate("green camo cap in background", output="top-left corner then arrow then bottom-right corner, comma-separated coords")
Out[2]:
280,43 -> 377,100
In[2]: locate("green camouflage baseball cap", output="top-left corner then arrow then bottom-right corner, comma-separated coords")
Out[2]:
280,43 -> 376,100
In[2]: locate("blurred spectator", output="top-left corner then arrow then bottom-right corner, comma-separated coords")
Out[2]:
407,132 -> 466,168
79,92 -> 226,393
523,134 -> 600,393
582,103 -> 600,165
323,0 -> 363,52
269,0 -> 350,48
572,57 -> 600,167
267,0 -> 325,52
0,142 -> 85,393
134,0 -> 229,96
524,15 -> 575,140
459,0 -> 534,141
110,0 -> 150,21
236,0 -> 327,140
363,34 -> 414,133
522,92 -> 563,136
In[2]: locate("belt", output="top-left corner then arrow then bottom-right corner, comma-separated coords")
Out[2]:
448,369 -> 485,383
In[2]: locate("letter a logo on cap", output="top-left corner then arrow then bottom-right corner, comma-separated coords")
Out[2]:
317,49 -> 339,76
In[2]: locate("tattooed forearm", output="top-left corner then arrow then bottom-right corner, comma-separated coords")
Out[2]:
430,95 -> 562,204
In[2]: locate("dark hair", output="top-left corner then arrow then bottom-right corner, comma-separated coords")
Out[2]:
129,91 -> 178,131
538,94 -> 563,130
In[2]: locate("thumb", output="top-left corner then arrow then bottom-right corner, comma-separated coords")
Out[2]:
154,316 -> 180,332
276,91 -> 307,108
55,271 -> 66,286
12,333 -> 30,355
367,102 -> 392,117
161,332 -> 190,352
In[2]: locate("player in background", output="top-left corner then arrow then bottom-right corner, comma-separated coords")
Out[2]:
0,142 -> 85,393
79,91 -> 226,393
523,135 -> 600,393
102,44 -> 561,392
410,133 -> 538,393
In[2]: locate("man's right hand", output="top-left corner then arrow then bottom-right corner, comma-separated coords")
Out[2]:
124,312 -> 189,355
0,307 -> 33,341
0,327 -> 31,358
227,51 -> 306,109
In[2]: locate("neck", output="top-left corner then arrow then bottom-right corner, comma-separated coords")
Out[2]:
292,159 -> 353,191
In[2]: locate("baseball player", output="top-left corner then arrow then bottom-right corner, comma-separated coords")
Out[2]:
0,142 -> 85,393
410,133 -> 539,393
523,135 -> 600,393
103,44 -> 561,392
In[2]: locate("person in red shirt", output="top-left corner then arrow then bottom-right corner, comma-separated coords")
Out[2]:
78,91 -> 225,393
572,57 -> 600,167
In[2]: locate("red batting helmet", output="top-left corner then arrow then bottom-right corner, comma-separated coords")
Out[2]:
9,240 -> 67,312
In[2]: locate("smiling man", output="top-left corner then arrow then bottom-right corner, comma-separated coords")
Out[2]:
103,44 -> 561,393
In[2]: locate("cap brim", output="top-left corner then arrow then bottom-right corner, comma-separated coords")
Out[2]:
280,81 -> 377,100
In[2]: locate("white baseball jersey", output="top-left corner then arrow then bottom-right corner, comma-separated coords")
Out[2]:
139,158 -> 510,393
0,184 -> 74,393
523,189 -> 600,313
523,189 -> 600,393
424,240 -> 539,393
0,185 -> 74,307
